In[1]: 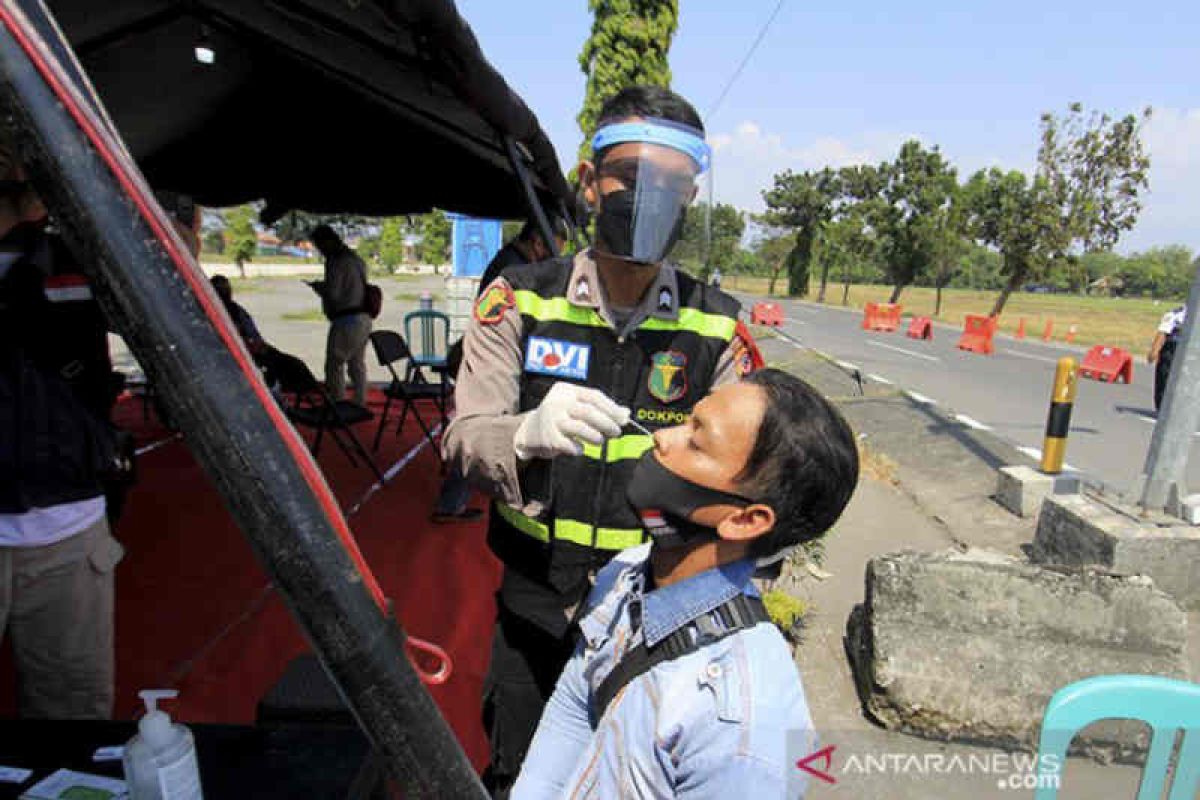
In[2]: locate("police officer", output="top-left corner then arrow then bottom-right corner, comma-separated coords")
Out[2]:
444,85 -> 762,796
1149,303 -> 1187,411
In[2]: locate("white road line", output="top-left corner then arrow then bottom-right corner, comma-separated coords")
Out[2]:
955,414 -> 991,431
905,391 -> 937,405
835,360 -> 860,372
867,373 -> 893,385
783,318 -> 806,325
866,340 -> 942,363
1135,415 -> 1200,436
1003,349 -> 1062,365
1018,446 -> 1042,460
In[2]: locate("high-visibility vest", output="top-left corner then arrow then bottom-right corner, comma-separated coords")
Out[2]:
487,259 -> 740,603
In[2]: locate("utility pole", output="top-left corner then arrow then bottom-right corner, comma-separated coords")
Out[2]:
1139,259 -> 1200,518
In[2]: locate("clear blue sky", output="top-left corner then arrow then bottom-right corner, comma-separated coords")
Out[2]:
455,0 -> 1198,254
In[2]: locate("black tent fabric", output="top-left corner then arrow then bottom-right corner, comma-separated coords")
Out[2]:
43,0 -> 572,220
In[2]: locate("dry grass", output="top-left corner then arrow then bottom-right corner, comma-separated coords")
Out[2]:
725,276 -> 1169,352
858,437 -> 899,485
280,309 -> 325,322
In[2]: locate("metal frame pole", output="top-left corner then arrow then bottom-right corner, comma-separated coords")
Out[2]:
1140,258 -> 1200,516
503,134 -> 559,258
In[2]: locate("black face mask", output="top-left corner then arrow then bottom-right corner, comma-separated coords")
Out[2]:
626,451 -> 757,550
594,188 -> 688,265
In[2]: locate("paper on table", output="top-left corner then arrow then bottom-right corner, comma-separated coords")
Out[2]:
19,769 -> 128,800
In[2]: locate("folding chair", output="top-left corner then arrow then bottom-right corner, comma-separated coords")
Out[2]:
269,351 -> 383,482
1033,674 -> 1200,799
369,330 -> 445,462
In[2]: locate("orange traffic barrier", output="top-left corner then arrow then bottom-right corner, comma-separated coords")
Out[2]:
1041,320 -> 1054,342
1065,324 -> 1077,344
1079,345 -> 1133,384
906,316 -> 933,340
957,314 -> 997,355
862,302 -> 903,332
750,302 -> 783,326
1015,318 -> 1026,339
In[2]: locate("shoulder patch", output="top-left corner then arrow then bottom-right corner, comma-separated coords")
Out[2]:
475,282 -> 516,325
732,320 -> 764,377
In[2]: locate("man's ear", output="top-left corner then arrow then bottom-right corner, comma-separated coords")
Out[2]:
716,503 -> 775,543
578,161 -> 598,210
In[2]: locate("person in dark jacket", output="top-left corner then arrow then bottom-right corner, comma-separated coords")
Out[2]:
0,139 -> 124,719
476,218 -> 567,298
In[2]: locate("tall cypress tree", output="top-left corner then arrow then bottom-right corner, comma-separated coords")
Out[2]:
577,0 -> 679,161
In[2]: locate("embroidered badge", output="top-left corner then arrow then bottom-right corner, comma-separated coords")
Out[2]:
657,287 -> 673,311
524,336 -> 591,380
648,350 -> 688,403
474,282 -> 515,325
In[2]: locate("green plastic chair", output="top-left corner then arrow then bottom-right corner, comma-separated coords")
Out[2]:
1034,674 -> 1200,799
403,309 -> 450,377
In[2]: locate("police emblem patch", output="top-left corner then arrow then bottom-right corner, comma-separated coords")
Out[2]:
648,350 -> 688,403
474,282 -> 515,325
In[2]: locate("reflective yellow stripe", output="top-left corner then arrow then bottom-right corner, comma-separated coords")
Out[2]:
514,291 -> 606,328
579,434 -> 654,462
513,290 -> 736,341
640,308 -> 737,341
496,503 -> 646,550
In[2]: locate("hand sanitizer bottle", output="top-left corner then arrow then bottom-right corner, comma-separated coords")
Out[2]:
123,689 -> 204,800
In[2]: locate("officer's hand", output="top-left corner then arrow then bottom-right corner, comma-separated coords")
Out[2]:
514,382 -> 630,461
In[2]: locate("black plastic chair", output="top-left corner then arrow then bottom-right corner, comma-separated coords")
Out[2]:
369,330 -> 445,461
270,352 -> 383,481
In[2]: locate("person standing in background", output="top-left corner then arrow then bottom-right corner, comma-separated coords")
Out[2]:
308,224 -> 371,407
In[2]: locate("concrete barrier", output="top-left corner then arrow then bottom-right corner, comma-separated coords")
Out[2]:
847,549 -> 1188,757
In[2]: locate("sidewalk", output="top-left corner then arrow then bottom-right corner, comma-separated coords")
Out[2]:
754,332 -> 1152,797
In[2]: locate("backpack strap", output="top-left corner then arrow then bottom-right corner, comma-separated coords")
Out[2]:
590,593 -> 770,723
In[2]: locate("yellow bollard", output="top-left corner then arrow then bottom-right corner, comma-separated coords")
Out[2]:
1040,357 -> 1078,474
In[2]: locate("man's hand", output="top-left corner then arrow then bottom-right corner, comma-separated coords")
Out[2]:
514,382 -> 630,460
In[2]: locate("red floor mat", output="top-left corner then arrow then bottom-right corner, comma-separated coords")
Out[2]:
1,389 -> 501,772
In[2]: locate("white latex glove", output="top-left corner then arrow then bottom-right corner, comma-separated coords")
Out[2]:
514,382 -> 631,460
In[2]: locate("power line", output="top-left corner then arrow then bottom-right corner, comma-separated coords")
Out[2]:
705,0 -> 786,122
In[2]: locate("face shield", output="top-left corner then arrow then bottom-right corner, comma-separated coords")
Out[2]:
590,118 -> 711,265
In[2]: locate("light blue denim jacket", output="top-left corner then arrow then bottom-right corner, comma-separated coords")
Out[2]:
512,543 -> 814,799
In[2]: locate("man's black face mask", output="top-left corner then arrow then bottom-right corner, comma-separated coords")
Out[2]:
594,187 -> 688,266
626,450 -> 756,550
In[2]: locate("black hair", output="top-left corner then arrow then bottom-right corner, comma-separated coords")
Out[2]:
309,224 -> 341,252
517,217 -> 568,243
596,85 -> 704,133
736,369 -> 859,559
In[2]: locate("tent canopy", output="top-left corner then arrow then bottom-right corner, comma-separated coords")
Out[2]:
45,0 -> 572,220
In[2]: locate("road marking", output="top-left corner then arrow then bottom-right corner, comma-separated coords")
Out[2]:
784,318 -> 806,325
955,414 -> 991,431
1018,446 -> 1042,460
1004,349 -> 1062,365
905,391 -> 937,405
867,373 -> 893,385
866,340 -> 942,363
835,360 -> 860,372
1134,415 -> 1200,436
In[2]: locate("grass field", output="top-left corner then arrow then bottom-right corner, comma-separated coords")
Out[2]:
723,275 -> 1172,353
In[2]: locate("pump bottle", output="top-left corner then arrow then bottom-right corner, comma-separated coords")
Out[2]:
122,689 -> 204,800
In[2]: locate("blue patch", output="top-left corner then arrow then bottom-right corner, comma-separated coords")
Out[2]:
524,336 -> 591,381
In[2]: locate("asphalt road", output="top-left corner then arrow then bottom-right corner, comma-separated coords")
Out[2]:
738,294 -> 1200,496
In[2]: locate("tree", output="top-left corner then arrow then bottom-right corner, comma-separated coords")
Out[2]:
201,229 -> 224,255
963,168 -> 1060,316
752,232 -> 794,295
271,210 -> 372,244
378,217 -> 408,270
674,202 -> 744,278
917,187 -> 970,316
762,168 -> 839,296
224,205 -> 257,278
416,210 -> 451,266
820,213 -> 878,306
873,141 -> 959,303
577,0 -> 679,160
